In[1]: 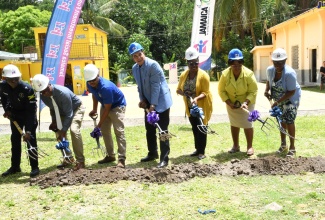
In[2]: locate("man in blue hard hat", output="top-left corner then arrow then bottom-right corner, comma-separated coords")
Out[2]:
128,42 -> 173,168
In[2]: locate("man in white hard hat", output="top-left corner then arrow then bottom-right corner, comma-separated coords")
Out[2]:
128,42 -> 173,168
264,48 -> 301,157
84,64 -> 127,168
0,64 -> 40,177
31,74 -> 86,170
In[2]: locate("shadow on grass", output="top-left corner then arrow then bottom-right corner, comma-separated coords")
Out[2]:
0,165 -> 58,185
37,137 -> 57,142
211,151 -> 249,163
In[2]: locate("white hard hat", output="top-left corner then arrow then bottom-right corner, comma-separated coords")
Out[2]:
31,74 -> 49,92
84,64 -> 99,81
272,48 -> 287,61
2,64 -> 22,78
185,47 -> 199,60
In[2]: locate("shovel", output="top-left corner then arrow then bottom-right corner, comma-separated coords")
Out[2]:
268,99 -> 296,140
146,109 -> 174,141
188,96 -> 216,135
234,101 -> 273,135
90,114 -> 107,157
12,120 -> 48,160
50,127 -> 75,164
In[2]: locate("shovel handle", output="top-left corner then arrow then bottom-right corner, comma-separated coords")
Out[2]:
12,121 -> 24,136
90,113 -> 98,120
90,113 -> 98,127
241,108 -> 249,113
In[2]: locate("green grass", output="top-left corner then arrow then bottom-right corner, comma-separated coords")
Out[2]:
0,115 -> 325,219
301,85 -> 325,94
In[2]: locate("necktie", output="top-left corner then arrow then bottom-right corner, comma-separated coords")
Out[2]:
51,96 -> 63,130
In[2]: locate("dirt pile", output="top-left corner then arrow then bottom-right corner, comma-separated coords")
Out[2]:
30,156 -> 325,189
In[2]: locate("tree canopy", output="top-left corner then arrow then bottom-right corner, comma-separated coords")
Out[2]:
0,0 -> 316,71
0,5 -> 51,53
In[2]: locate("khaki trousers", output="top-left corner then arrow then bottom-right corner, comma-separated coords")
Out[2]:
69,104 -> 85,162
100,106 -> 127,160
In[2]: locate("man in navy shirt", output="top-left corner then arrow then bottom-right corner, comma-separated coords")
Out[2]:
84,64 -> 127,168
1,64 -> 39,177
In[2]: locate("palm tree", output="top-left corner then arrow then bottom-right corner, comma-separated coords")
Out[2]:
213,0 -> 288,51
82,0 -> 127,36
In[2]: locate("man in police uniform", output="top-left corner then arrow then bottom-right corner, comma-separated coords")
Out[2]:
0,64 -> 40,177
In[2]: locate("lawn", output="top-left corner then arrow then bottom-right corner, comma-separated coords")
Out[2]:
0,114 -> 325,219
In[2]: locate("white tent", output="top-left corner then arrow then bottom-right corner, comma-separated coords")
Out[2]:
0,51 -> 23,60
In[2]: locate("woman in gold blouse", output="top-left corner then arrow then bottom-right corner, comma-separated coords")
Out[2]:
176,47 -> 213,160
218,48 -> 258,156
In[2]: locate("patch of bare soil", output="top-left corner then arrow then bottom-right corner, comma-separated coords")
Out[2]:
30,156 -> 325,189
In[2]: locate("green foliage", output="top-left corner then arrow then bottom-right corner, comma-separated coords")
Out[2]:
35,0 -> 55,12
109,62 -> 124,84
0,5 -> 51,53
82,0 -> 127,37
108,0 -> 193,67
110,33 -> 153,71
220,31 -> 254,69
0,0 -> 38,12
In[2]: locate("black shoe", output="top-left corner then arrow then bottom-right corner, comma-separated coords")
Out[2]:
30,168 -> 40,178
157,161 -> 168,168
98,156 -> 116,164
140,154 -> 158,162
2,167 -> 21,177
190,151 -> 199,157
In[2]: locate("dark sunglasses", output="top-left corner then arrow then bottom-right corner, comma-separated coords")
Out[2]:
187,61 -> 199,67
40,86 -> 50,95
229,60 -> 244,65
273,60 -> 285,65
6,77 -> 20,82
87,76 -> 97,83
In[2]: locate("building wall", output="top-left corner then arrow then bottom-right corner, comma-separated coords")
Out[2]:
252,7 -> 325,86
1,24 -> 109,94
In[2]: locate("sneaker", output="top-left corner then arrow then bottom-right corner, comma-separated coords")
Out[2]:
2,167 -> 21,177
276,145 -> 287,154
98,156 -> 116,164
117,160 -> 125,168
286,149 -> 296,158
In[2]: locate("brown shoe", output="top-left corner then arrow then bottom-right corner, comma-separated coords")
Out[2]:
98,156 -> 116,164
117,160 -> 125,168
73,162 -> 85,171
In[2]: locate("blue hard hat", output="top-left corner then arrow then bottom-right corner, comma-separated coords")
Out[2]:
128,42 -> 144,55
228,48 -> 243,60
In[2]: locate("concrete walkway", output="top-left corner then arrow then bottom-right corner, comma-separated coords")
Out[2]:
1,82 -> 325,132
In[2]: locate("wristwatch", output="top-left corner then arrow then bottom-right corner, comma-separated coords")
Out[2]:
150,105 -> 155,108
26,131 -> 31,135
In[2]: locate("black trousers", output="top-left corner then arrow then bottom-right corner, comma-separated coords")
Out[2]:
10,118 -> 38,170
144,108 -> 170,162
189,116 -> 207,155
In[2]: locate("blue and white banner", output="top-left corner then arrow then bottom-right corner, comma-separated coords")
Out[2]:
42,0 -> 85,85
39,0 -> 85,112
191,0 -> 215,71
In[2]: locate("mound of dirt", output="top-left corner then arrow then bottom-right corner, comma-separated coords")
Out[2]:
30,156 -> 325,189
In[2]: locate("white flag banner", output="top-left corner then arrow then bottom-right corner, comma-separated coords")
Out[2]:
191,0 -> 215,71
